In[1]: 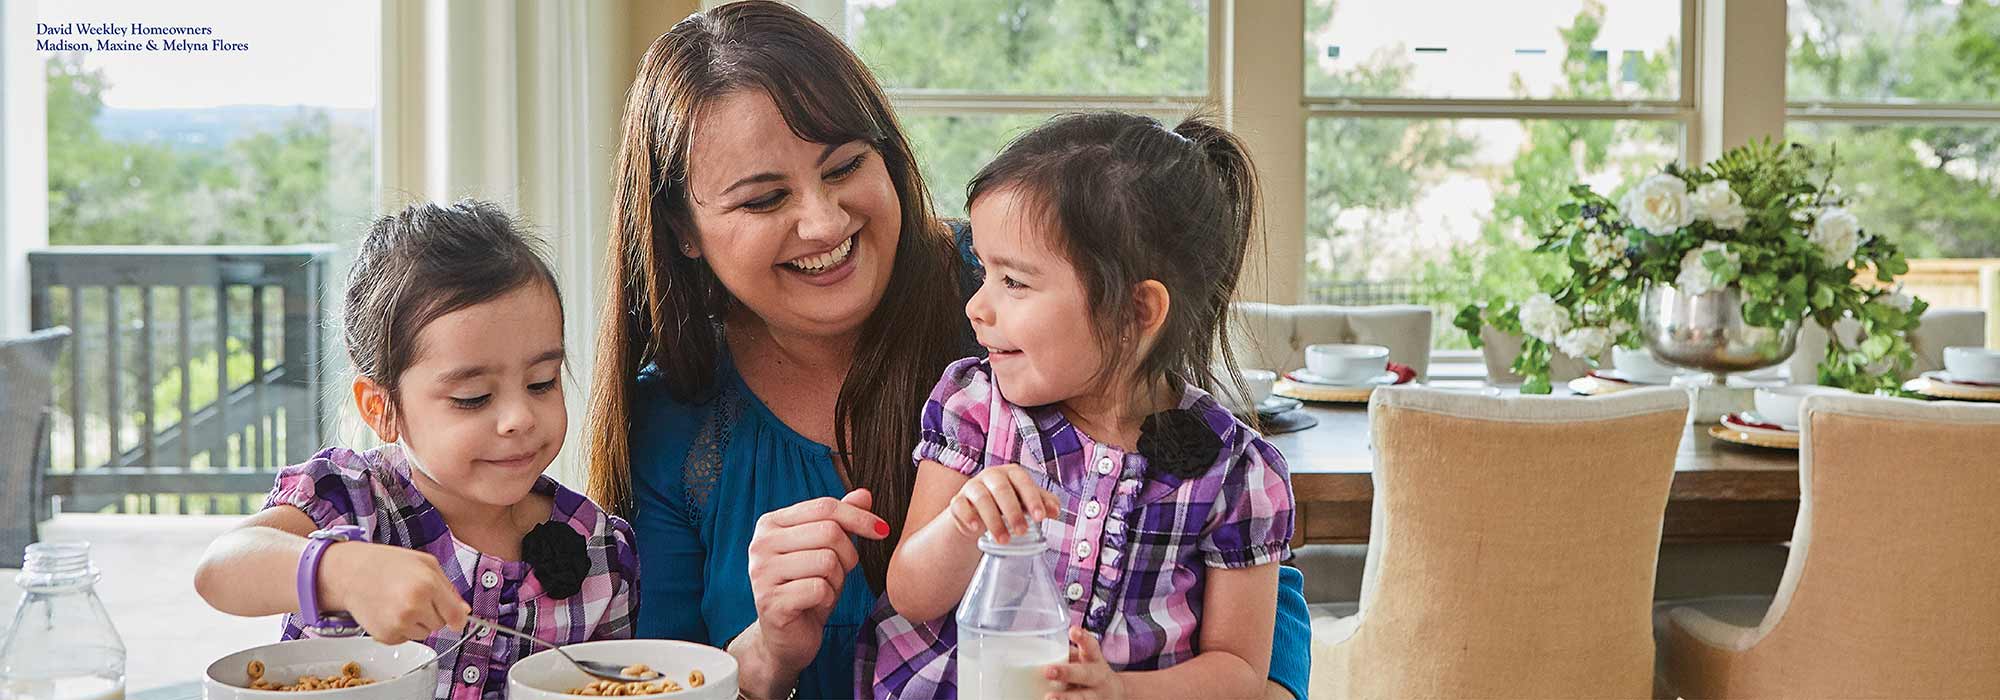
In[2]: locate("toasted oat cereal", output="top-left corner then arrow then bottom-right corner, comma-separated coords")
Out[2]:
243,660 -> 376,691
566,664 -> 697,696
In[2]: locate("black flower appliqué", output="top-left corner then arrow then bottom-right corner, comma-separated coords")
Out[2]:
1138,409 -> 1223,480
521,521 -> 588,599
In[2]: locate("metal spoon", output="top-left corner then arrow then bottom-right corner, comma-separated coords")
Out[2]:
465,614 -> 657,683
319,611 -> 654,683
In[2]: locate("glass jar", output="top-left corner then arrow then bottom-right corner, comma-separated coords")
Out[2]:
955,527 -> 1069,700
0,542 -> 126,700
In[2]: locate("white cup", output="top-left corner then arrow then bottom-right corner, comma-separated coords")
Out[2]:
1216,368 -> 1276,412
1943,346 -> 2000,383
1612,345 -> 1679,383
1305,343 -> 1390,384
1752,385 -> 1845,431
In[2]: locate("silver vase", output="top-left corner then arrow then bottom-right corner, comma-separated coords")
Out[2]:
1639,283 -> 1799,375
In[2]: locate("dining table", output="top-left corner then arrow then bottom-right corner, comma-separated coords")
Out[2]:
1268,397 -> 1802,546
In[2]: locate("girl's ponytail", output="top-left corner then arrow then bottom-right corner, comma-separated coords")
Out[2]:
1172,116 -> 1261,272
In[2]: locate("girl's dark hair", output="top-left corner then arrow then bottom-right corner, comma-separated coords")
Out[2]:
586,0 -> 963,591
345,199 -> 562,413
967,112 -> 1261,405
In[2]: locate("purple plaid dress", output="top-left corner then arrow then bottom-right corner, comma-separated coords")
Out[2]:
858,358 -> 1295,699
266,444 -> 639,699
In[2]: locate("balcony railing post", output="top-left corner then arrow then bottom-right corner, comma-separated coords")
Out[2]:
280,253 -> 328,466
27,246 -> 335,514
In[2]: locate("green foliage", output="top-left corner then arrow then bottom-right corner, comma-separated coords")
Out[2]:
849,0 -> 1208,217
1462,140 -> 1928,395
1786,0 -> 2000,258
1415,2 -> 1676,348
45,54 -> 371,246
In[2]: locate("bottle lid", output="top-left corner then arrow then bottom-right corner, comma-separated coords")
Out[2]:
976,523 -> 1051,555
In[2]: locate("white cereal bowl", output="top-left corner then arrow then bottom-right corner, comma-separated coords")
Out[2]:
1752,385 -> 1847,431
204,638 -> 436,699
508,639 -> 738,700
1305,344 -> 1390,385
1943,346 -> 2000,383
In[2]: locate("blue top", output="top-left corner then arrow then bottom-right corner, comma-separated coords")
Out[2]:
630,223 -> 1311,699
629,356 -> 876,699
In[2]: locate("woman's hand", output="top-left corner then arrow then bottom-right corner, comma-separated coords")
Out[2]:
947,463 -> 1061,544
318,541 -> 469,644
743,488 -> 891,679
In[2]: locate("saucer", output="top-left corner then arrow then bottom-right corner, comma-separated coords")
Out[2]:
1285,369 -> 1399,388
1255,396 -> 1304,416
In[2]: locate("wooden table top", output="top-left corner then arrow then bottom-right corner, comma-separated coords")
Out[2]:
1267,401 -> 1804,544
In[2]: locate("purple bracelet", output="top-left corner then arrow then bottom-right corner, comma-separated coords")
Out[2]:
299,525 -> 366,637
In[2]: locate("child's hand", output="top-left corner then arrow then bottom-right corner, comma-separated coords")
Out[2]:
320,542 -> 470,644
1045,626 -> 1124,700
948,463 -> 1060,544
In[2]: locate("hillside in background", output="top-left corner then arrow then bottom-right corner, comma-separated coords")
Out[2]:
94,105 -> 372,149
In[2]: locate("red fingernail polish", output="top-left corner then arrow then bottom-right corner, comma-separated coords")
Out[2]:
874,520 -> 891,537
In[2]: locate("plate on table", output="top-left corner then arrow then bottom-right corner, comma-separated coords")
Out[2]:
1276,369 -> 1409,403
1709,412 -> 1799,450
1285,369 -> 1401,387
1254,395 -> 1304,416
1905,372 -> 2000,402
1570,373 -> 1642,396
1590,369 -> 1674,386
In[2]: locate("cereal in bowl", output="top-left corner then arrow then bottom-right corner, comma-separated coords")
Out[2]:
244,658 -> 376,691
566,664 -> 707,696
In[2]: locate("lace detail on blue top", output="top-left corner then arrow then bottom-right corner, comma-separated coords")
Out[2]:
682,379 -> 740,515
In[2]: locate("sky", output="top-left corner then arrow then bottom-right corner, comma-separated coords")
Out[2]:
33,0 -> 378,110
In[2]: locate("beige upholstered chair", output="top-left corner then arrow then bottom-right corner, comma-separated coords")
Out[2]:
1786,308 -> 1986,383
1658,394 -> 2000,699
1478,325 -> 1600,387
1227,302 -> 1432,380
1311,385 -> 1689,699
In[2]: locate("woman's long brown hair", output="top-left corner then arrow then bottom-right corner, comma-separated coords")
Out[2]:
585,0 -> 964,592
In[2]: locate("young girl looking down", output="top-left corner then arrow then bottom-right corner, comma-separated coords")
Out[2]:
860,112 -> 1294,700
195,200 -> 638,699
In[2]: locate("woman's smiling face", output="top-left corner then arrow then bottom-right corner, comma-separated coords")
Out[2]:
681,89 -> 902,339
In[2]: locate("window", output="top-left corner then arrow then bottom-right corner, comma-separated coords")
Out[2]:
845,0 -> 1213,217
1785,0 -> 2000,265
34,1 -> 379,512
40,2 -> 378,246
1303,0 -> 1691,348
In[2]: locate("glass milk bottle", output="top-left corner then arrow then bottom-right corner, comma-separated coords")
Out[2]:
956,527 -> 1070,700
0,543 -> 127,700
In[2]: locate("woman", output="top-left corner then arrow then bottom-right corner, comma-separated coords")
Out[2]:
584,3 -> 1312,698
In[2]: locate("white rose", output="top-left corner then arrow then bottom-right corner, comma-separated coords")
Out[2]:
1620,173 -> 1695,236
1582,232 -> 1622,268
1675,241 -> 1738,295
1609,318 -> 1634,339
1691,179 -> 1748,230
1557,326 -> 1614,359
1879,287 -> 1915,312
1518,293 -> 1571,343
1809,207 -> 1861,263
